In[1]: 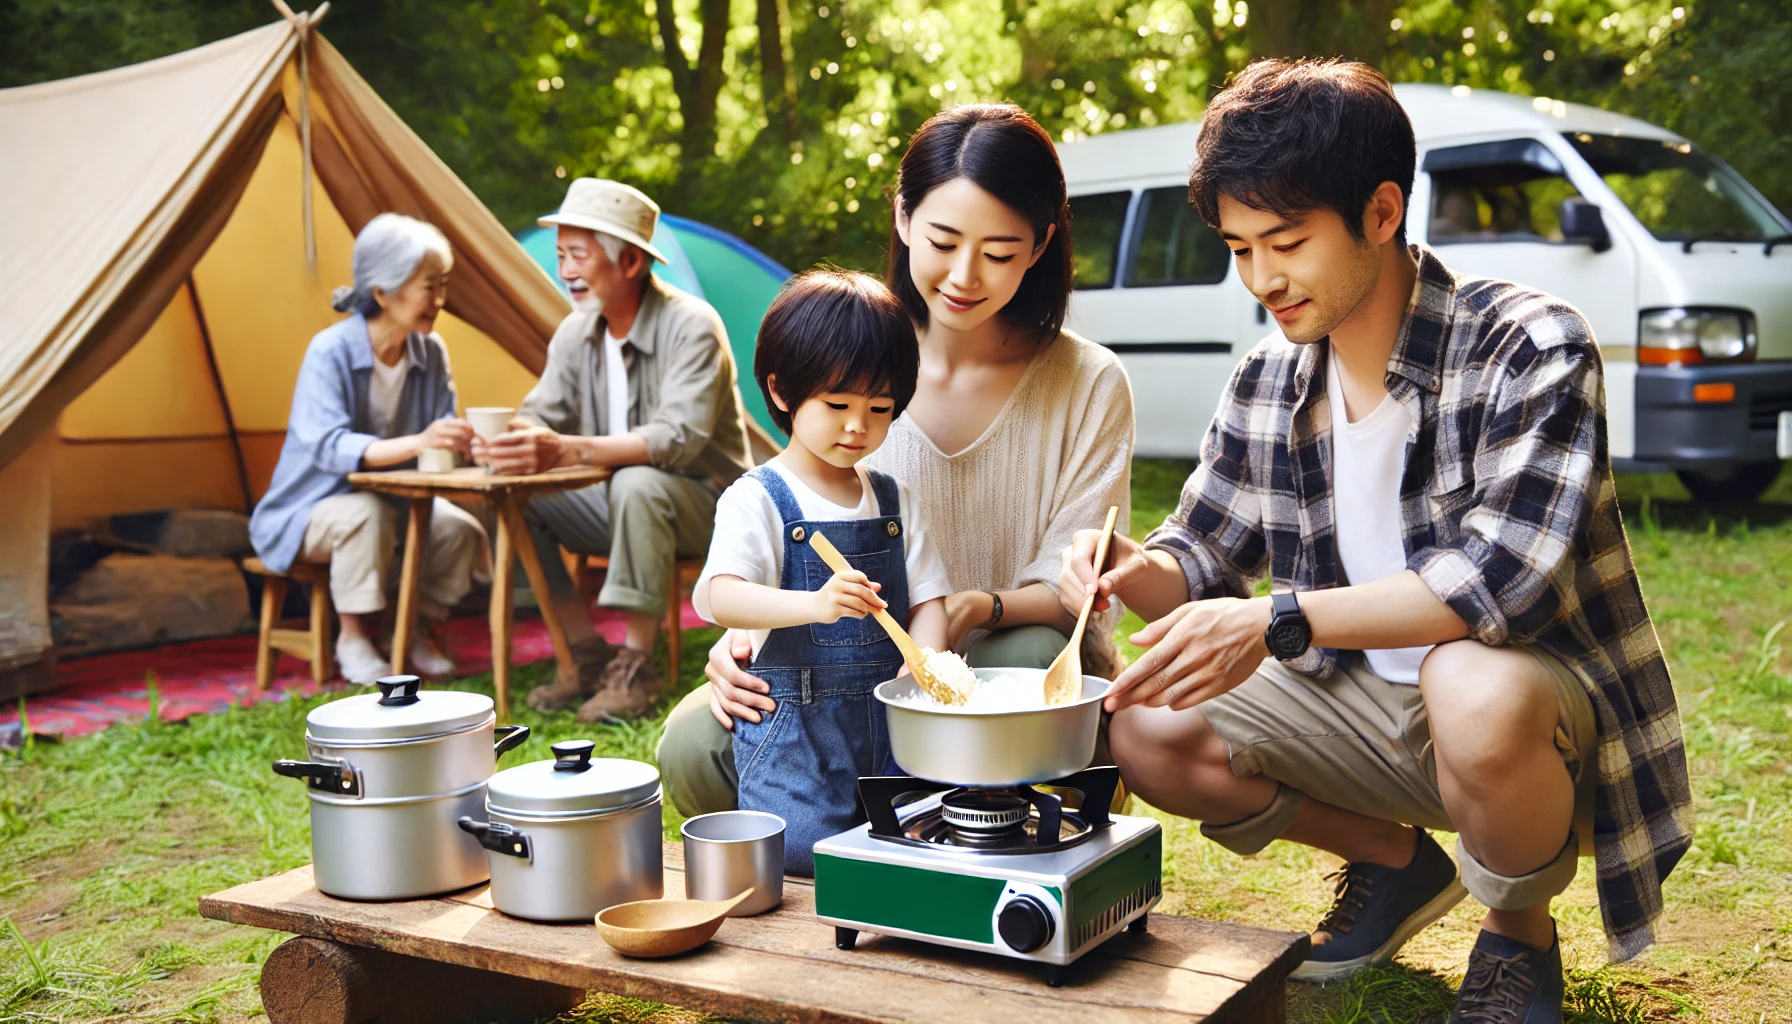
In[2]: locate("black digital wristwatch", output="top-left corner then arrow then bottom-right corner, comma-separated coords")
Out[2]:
1264,591 -> 1311,662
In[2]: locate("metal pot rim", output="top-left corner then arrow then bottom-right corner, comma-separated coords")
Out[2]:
874,670 -> 1112,716
304,713 -> 496,749
486,787 -> 663,822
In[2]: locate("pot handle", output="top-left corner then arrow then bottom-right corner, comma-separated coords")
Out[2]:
272,758 -> 362,797
458,817 -> 533,860
493,724 -> 530,759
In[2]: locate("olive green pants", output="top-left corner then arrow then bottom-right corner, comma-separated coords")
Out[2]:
655,624 -> 1081,816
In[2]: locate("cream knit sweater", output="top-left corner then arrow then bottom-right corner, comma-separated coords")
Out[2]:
865,330 -> 1135,674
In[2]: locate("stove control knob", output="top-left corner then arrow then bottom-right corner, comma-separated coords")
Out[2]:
997,895 -> 1055,953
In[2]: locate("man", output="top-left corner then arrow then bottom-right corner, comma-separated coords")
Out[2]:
1061,61 -> 1691,1023
485,178 -> 752,721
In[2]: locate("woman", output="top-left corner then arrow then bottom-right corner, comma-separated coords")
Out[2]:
249,213 -> 487,683
657,103 -> 1135,815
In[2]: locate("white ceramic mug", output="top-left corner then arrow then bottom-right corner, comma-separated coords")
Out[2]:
465,407 -> 516,473
417,447 -> 456,473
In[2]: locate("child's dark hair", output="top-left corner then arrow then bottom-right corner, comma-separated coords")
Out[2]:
754,270 -> 919,435
888,103 -> 1073,345
1189,59 -> 1415,245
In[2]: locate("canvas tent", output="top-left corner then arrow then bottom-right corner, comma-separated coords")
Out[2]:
0,11 -> 573,690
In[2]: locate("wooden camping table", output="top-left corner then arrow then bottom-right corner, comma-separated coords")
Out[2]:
201,842 -> 1309,1024
346,465 -> 610,720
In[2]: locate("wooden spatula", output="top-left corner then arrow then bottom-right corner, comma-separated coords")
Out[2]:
1043,505 -> 1120,706
807,531 -> 969,705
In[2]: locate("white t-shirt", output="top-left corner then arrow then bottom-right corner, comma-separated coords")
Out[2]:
1327,350 -> 1432,683
694,459 -> 953,658
603,330 -> 630,438
368,347 -> 409,438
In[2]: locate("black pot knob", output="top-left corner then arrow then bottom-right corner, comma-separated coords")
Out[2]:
552,739 -> 597,772
375,675 -> 422,706
997,894 -> 1055,954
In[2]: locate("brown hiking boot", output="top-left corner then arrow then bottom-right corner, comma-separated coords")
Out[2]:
525,635 -> 620,712
575,648 -> 664,722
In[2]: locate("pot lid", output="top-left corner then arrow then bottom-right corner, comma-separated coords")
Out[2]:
306,676 -> 494,742
486,740 -> 660,815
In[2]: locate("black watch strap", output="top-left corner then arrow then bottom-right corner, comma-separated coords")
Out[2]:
1265,591 -> 1312,662
985,591 -> 1004,629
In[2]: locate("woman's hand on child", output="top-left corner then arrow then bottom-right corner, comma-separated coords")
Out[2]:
811,570 -> 885,624
706,630 -> 773,729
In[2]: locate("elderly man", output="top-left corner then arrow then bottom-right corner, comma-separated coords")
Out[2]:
484,178 -> 752,721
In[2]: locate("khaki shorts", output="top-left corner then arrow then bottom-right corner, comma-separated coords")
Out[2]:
1199,650 -> 1596,867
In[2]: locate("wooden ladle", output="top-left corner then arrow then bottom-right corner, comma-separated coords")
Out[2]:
594,887 -> 756,958
807,530 -> 968,705
1043,505 -> 1120,706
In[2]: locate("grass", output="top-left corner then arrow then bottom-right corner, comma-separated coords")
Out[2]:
3,461 -> 1791,1022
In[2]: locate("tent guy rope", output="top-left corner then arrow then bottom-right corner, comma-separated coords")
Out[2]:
270,0 -> 331,271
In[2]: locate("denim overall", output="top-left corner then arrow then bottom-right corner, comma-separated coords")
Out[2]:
732,466 -> 907,876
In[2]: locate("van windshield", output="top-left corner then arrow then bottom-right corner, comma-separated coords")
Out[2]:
1562,132 -> 1790,243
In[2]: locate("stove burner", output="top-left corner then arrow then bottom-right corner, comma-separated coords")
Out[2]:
857,767 -> 1123,855
940,791 -> 1031,833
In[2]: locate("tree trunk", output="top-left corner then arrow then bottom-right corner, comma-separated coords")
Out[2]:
756,0 -> 797,141
656,0 -> 731,182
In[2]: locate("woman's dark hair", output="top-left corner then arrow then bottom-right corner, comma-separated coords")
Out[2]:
1189,59 -> 1415,245
887,103 -> 1073,344
754,269 -> 919,435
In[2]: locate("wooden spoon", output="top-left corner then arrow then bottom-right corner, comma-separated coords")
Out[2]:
807,530 -> 968,705
594,888 -> 755,958
1043,505 -> 1120,706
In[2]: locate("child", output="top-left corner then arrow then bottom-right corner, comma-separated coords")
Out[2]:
693,270 -> 950,875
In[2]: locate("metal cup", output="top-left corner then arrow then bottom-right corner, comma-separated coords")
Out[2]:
681,810 -> 785,916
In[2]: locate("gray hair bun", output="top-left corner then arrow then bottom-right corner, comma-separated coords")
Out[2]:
330,285 -> 359,313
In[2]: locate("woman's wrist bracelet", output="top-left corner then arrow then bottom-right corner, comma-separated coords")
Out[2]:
983,591 -> 1004,630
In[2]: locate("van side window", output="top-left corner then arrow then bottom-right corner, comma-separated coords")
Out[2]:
1069,191 -> 1131,289
1126,186 -> 1230,287
1425,139 -> 1584,244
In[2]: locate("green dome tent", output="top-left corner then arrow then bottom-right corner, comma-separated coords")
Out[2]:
518,215 -> 790,441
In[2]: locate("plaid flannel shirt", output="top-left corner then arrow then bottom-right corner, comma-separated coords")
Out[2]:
1145,245 -> 1692,961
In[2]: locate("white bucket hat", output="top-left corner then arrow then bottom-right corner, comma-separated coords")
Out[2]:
538,178 -> 669,264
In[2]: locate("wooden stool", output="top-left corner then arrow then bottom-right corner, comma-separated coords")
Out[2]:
571,554 -> 704,684
244,556 -> 334,689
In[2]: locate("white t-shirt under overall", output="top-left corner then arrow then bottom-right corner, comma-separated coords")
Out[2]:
693,459 -> 952,659
1327,350 -> 1433,683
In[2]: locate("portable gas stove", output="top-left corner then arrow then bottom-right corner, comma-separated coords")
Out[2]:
812,765 -> 1162,986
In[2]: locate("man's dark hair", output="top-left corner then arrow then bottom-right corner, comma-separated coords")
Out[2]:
1189,59 -> 1416,245
888,103 -> 1073,345
754,269 -> 919,435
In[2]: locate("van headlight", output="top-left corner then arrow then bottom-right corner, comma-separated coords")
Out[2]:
1638,308 -> 1756,366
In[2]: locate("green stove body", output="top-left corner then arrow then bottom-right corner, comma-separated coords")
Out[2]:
813,788 -> 1162,984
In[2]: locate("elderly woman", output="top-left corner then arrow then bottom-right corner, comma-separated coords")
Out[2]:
249,213 -> 487,683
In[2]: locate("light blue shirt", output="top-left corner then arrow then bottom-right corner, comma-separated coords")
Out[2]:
249,314 -> 457,573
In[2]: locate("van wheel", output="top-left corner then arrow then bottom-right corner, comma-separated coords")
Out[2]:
1675,462 -> 1783,503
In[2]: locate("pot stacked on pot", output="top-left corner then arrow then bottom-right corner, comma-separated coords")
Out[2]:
273,675 -> 530,900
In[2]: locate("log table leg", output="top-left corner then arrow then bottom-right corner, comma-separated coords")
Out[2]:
260,936 -> 583,1024
390,499 -> 431,676
501,500 -> 576,682
489,496 -> 516,721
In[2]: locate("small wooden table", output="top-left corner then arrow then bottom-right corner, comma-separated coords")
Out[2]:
201,843 -> 1309,1024
347,466 -> 610,719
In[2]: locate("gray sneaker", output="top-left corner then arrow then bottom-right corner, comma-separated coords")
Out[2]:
1291,828 -> 1468,982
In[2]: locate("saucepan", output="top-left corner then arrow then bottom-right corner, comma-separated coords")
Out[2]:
874,667 -> 1110,787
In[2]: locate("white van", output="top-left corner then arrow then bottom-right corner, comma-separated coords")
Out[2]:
1059,84 -> 1792,501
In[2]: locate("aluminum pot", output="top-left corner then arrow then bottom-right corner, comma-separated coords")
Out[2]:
875,667 -> 1111,786
273,676 -> 529,900
458,740 -> 663,922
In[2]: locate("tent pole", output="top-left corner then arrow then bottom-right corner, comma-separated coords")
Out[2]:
187,279 -> 256,515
